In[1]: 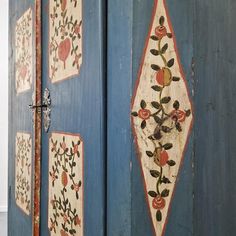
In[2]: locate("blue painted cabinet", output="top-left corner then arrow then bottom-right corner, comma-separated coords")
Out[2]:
8,0 -> 236,236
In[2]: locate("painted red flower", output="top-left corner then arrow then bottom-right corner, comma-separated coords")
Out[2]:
73,144 -> 78,154
138,109 -> 151,120
74,216 -> 81,226
63,213 -> 68,223
74,24 -> 81,35
60,229 -> 69,236
156,68 -> 172,86
155,25 -> 167,39
61,0 -> 67,12
73,183 -> 80,192
61,141 -> 67,151
49,222 -> 56,231
170,110 -> 186,123
61,171 -> 68,187
152,195 -> 166,210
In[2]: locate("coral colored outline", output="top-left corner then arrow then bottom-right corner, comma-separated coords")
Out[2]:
47,131 -> 84,236
130,0 -> 194,235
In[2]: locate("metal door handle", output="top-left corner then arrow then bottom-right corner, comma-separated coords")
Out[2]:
28,103 -> 48,110
29,88 -> 51,133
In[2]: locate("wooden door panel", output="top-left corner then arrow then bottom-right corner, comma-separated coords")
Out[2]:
193,0 -> 236,235
8,1 -> 37,235
107,0 -> 194,235
40,0 -> 106,235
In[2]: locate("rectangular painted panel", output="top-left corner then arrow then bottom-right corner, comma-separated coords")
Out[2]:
15,8 -> 33,94
40,0 -> 106,235
15,132 -> 32,215
49,0 -> 82,83
48,132 -> 84,236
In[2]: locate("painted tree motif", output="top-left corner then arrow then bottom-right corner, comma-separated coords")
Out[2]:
15,132 -> 32,215
15,8 -> 33,94
131,0 -> 193,235
49,0 -> 82,83
48,133 -> 84,236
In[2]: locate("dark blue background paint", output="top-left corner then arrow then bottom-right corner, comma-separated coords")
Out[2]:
40,0 -> 106,235
8,1 -> 35,236
107,0 -> 194,235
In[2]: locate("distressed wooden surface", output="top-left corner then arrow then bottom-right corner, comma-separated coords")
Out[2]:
108,0 -> 194,235
40,0 -> 106,235
193,0 -> 236,235
8,1 -> 35,235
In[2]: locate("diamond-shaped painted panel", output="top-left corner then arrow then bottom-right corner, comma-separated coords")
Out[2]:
131,0 -> 193,235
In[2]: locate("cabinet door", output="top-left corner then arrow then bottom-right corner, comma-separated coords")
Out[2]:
39,0 -> 106,235
107,0 -> 194,235
8,1 -> 41,235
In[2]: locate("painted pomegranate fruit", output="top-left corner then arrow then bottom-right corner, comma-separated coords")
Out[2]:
154,148 -> 169,167
171,110 -> 186,123
61,0 -> 67,12
61,171 -> 68,187
156,67 -> 172,86
138,108 -> 151,120
152,195 -> 166,210
155,25 -> 167,39
19,65 -> 27,80
58,38 -> 71,69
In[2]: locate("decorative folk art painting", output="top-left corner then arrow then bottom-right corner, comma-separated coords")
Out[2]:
49,0 -> 82,83
15,132 -> 32,215
131,0 -> 193,235
48,132 -> 84,236
15,8 -> 33,94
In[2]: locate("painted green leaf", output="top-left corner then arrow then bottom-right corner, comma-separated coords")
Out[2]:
163,143 -> 173,150
150,170 -> 160,178
151,101 -> 161,109
148,191 -> 158,198
156,210 -> 162,222
146,151 -> 154,157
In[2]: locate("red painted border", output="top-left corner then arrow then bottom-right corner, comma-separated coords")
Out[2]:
47,131 -> 84,236
47,0 -> 83,84
130,0 -> 194,235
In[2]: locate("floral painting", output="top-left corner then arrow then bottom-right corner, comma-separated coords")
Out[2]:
131,0 -> 193,235
48,132 -> 84,236
49,0 -> 82,83
15,8 -> 33,94
15,132 -> 32,215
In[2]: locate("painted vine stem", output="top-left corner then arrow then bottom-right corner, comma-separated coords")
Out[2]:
49,136 -> 82,236
15,9 -> 32,90
49,0 -> 82,79
131,16 -> 191,222
15,135 -> 31,212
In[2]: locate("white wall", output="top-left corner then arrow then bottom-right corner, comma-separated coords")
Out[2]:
0,0 -> 8,212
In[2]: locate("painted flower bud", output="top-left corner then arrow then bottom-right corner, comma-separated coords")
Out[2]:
61,171 -> 68,187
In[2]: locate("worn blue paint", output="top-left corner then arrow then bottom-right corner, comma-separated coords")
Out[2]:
8,1 -> 35,235
108,0 -> 194,235
193,1 -> 236,235
40,0 -> 106,235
